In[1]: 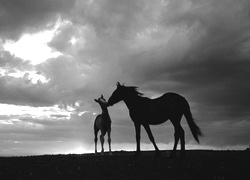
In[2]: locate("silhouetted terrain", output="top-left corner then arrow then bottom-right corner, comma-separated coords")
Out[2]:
0,150 -> 249,180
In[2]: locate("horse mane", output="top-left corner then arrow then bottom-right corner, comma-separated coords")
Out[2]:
125,86 -> 144,97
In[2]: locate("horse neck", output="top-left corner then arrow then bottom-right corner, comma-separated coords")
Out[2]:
123,94 -> 142,111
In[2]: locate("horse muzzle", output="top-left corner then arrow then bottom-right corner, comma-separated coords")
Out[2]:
107,101 -> 113,107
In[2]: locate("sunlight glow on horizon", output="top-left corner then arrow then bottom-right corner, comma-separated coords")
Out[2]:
77,142 -> 247,155
0,141 -> 246,156
41,143 -> 248,156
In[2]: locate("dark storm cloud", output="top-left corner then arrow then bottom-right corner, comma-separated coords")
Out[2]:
0,76 -> 59,106
0,0 -> 77,39
101,0 -> 250,148
119,0 -> 250,121
131,56 -> 250,118
76,0 -> 147,38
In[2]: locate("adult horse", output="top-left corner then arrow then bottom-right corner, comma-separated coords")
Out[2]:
108,82 -> 202,157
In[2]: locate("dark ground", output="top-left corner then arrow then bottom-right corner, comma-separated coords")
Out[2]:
0,150 -> 249,180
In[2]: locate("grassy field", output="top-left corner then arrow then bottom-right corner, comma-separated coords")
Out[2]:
0,150 -> 249,180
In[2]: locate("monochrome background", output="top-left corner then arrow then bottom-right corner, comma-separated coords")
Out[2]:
0,0 -> 250,155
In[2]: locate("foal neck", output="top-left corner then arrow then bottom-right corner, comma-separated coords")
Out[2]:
100,105 -> 108,114
100,106 -> 111,123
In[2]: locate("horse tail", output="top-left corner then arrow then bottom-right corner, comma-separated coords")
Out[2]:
183,101 -> 202,143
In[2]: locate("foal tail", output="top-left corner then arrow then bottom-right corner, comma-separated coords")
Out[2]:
184,101 -> 202,143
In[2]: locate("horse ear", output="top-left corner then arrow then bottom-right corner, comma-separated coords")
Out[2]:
101,94 -> 104,98
117,82 -> 121,86
94,99 -> 98,102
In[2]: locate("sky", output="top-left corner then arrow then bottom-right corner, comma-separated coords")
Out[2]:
0,0 -> 250,156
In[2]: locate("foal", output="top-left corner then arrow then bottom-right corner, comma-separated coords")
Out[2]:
94,95 -> 112,155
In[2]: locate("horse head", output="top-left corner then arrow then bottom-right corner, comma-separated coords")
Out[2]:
95,95 -> 108,107
108,82 -> 125,106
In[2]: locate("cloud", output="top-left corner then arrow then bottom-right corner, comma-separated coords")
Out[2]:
0,50 -> 32,70
0,0 -> 77,39
115,0 -> 250,119
0,78 -> 58,106
0,109 -> 95,155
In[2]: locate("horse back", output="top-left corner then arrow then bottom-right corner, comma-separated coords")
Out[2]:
153,92 -> 186,113
129,92 -> 187,125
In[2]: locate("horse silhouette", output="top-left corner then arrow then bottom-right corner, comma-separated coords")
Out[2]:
108,82 -> 202,157
94,95 -> 112,155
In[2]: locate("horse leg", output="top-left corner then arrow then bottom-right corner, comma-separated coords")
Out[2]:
94,127 -> 99,154
107,129 -> 112,155
173,129 -> 179,152
143,124 -> 160,157
171,116 -> 183,157
170,128 -> 180,158
174,114 -> 186,157
100,134 -> 105,155
134,122 -> 141,156
179,126 -> 185,157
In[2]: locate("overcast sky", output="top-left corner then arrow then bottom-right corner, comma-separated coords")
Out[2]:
0,0 -> 250,156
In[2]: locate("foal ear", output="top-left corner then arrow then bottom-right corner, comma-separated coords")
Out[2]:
101,94 -> 104,98
117,82 -> 121,86
94,99 -> 98,102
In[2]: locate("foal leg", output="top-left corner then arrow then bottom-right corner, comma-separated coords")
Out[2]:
100,133 -> 105,155
107,129 -> 112,155
143,124 -> 160,157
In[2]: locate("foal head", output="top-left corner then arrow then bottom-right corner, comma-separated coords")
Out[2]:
95,95 -> 108,108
